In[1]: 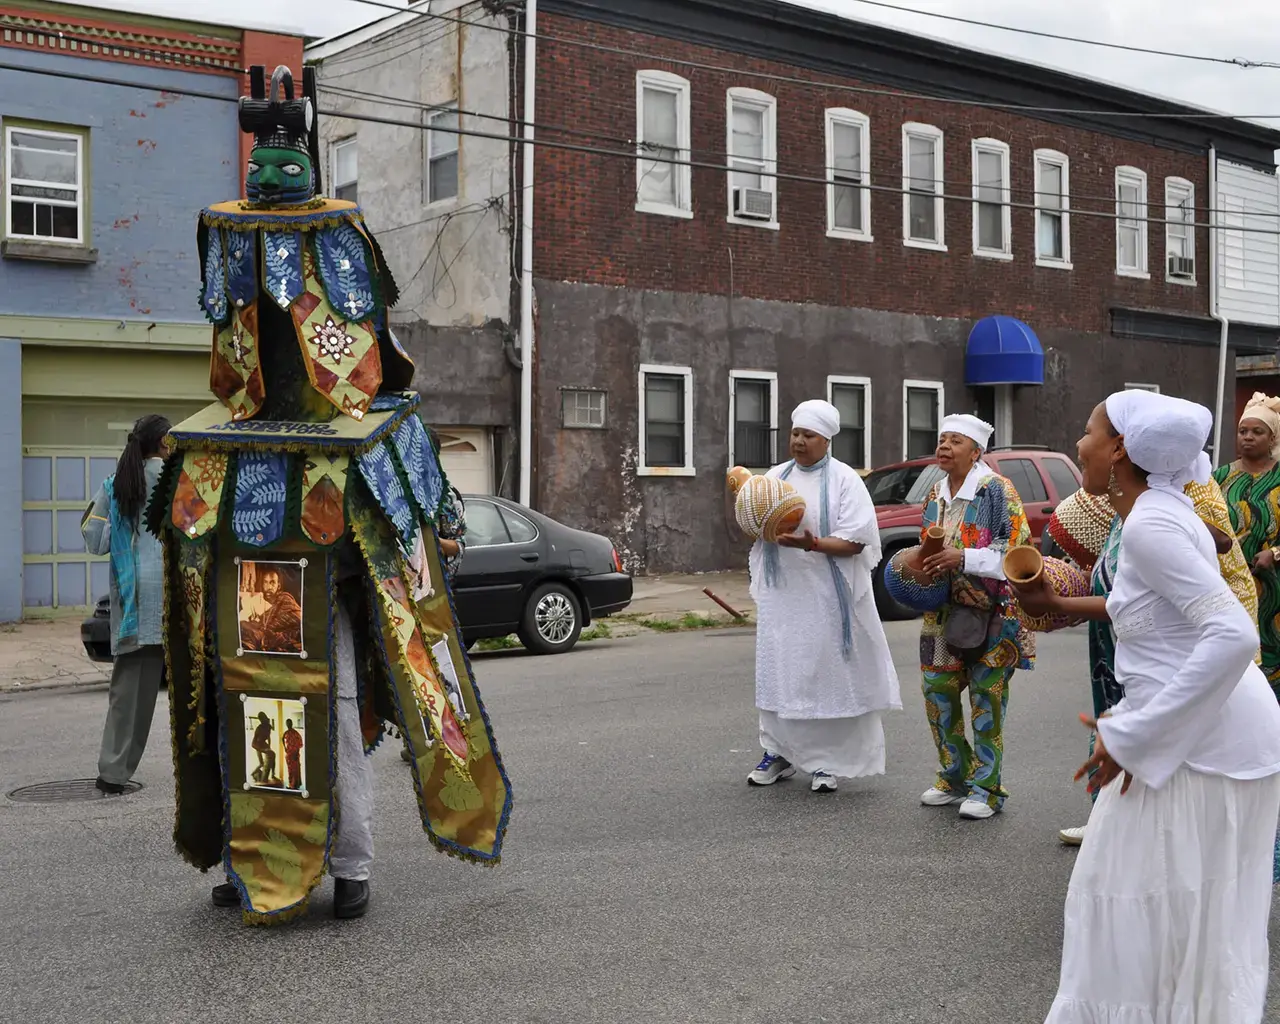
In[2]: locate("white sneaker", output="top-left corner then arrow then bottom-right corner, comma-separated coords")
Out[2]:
810,771 -> 837,793
747,752 -> 796,786
1058,825 -> 1086,846
920,786 -> 964,807
958,797 -> 996,820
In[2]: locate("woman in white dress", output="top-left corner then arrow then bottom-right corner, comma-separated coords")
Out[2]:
745,400 -> 901,794
1042,390 -> 1280,1022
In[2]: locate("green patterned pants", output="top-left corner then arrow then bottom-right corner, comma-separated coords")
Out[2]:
921,663 -> 1014,810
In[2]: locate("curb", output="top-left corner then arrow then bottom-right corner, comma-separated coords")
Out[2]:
0,677 -> 110,696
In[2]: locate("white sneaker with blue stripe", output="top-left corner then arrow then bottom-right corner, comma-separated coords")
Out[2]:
747,752 -> 795,786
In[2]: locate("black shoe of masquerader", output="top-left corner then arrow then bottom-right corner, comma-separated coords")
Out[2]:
334,878 -> 370,920
211,882 -> 239,908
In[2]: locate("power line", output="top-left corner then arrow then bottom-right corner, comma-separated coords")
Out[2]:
340,0 -> 1280,121
840,0 -> 1280,70
8,56 -> 1280,235
320,80 -> 1280,219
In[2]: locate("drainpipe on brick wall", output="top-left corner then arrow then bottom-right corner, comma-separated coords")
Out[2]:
1209,144 -> 1231,466
517,0 -> 537,507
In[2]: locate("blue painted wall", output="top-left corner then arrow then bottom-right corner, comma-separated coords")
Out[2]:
0,48 -> 242,321
0,338 -> 20,622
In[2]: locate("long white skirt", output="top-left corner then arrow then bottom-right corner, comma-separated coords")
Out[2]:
1045,767 -> 1280,1023
759,710 -> 885,779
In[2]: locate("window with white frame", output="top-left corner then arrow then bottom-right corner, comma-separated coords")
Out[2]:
902,123 -> 944,248
1034,149 -> 1070,267
4,124 -> 86,244
427,107 -> 459,204
331,137 -> 357,204
635,70 -> 691,217
1124,382 -> 1160,393
972,138 -> 1011,257
825,109 -> 871,240
726,88 -> 777,226
1165,177 -> 1195,282
638,365 -> 694,475
1115,166 -> 1148,277
561,388 -> 607,429
904,380 -> 943,460
828,376 -> 871,470
729,371 -> 777,468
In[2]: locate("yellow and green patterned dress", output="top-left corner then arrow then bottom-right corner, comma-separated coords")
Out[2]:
1214,461 -> 1280,694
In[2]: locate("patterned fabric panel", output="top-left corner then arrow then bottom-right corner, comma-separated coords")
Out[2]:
300,453 -> 349,546
356,441 -> 416,548
313,223 -> 378,323
224,229 -> 258,311
210,305 -> 265,421
262,230 -> 306,311
232,452 -> 290,547
200,225 -> 229,325
392,414 -> 445,522
171,450 -> 230,539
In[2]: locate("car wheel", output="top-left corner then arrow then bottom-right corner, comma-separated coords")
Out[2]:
872,546 -> 920,622
518,583 -> 582,655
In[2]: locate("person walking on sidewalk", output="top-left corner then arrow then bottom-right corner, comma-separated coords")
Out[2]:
746,399 -> 901,794
81,414 -> 171,795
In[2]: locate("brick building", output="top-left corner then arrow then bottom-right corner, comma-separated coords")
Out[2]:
528,0 -> 1280,573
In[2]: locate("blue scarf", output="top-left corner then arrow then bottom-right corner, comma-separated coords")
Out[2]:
762,455 -> 855,661
104,475 -> 140,649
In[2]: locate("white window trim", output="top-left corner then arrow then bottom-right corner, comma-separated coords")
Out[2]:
635,70 -> 693,220
1115,165 -> 1150,279
1164,176 -> 1196,286
728,369 -> 779,469
902,122 -> 946,252
4,123 -> 86,245
1124,382 -> 1161,393
827,375 -> 873,469
330,135 -> 357,199
902,379 -> 944,460
426,106 -> 459,208
726,87 -> 779,230
824,108 -> 872,243
1033,148 -> 1072,270
971,137 -> 1012,260
638,363 -> 695,477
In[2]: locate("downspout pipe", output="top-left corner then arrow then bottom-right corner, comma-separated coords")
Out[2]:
1209,143 -> 1231,466
517,0 -> 537,507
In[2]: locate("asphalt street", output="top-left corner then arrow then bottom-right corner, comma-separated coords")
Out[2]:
2,623 -> 1278,1024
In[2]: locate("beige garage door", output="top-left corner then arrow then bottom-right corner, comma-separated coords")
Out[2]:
435,428 -> 493,495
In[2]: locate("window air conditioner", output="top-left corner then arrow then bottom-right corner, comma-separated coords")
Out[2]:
733,187 -> 774,220
1168,254 -> 1195,278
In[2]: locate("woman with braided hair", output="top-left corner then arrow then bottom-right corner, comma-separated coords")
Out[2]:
81,414 -> 171,795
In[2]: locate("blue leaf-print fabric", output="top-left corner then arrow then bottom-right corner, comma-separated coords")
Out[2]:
232,453 -> 289,547
201,226 -> 229,325
263,231 -> 305,311
393,415 -> 444,522
224,229 -> 257,311
357,441 -> 415,548
315,224 -> 376,323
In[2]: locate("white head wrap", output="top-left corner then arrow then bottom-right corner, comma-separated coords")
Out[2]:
792,400 -> 840,440
939,414 -> 995,452
1104,390 -> 1212,504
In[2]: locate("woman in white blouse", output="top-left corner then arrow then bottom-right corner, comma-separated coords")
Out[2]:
1030,391 -> 1280,1022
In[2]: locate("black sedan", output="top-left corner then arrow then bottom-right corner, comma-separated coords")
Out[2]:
81,495 -> 633,660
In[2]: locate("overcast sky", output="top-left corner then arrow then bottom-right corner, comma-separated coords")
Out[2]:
89,0 -> 1280,123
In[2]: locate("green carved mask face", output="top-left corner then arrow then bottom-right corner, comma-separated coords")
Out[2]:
246,146 -> 313,205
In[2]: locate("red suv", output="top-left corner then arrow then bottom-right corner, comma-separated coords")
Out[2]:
866,446 -> 1083,619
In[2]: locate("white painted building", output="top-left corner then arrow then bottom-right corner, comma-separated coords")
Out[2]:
307,0 -> 515,495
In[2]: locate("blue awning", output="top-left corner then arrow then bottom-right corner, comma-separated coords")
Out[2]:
965,315 -> 1044,386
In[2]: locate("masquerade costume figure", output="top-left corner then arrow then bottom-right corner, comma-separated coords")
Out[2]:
1044,391 -> 1280,1023
153,66 -> 512,924
746,400 -> 901,793
915,414 -> 1034,820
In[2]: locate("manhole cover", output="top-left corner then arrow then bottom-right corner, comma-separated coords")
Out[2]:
7,778 -> 143,803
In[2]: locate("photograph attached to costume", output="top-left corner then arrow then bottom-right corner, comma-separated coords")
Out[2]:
237,558 -> 306,658
242,694 -> 308,795
431,637 -> 469,723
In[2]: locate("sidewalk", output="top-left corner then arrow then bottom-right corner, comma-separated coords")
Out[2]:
0,572 -> 754,693
0,614 -> 110,694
